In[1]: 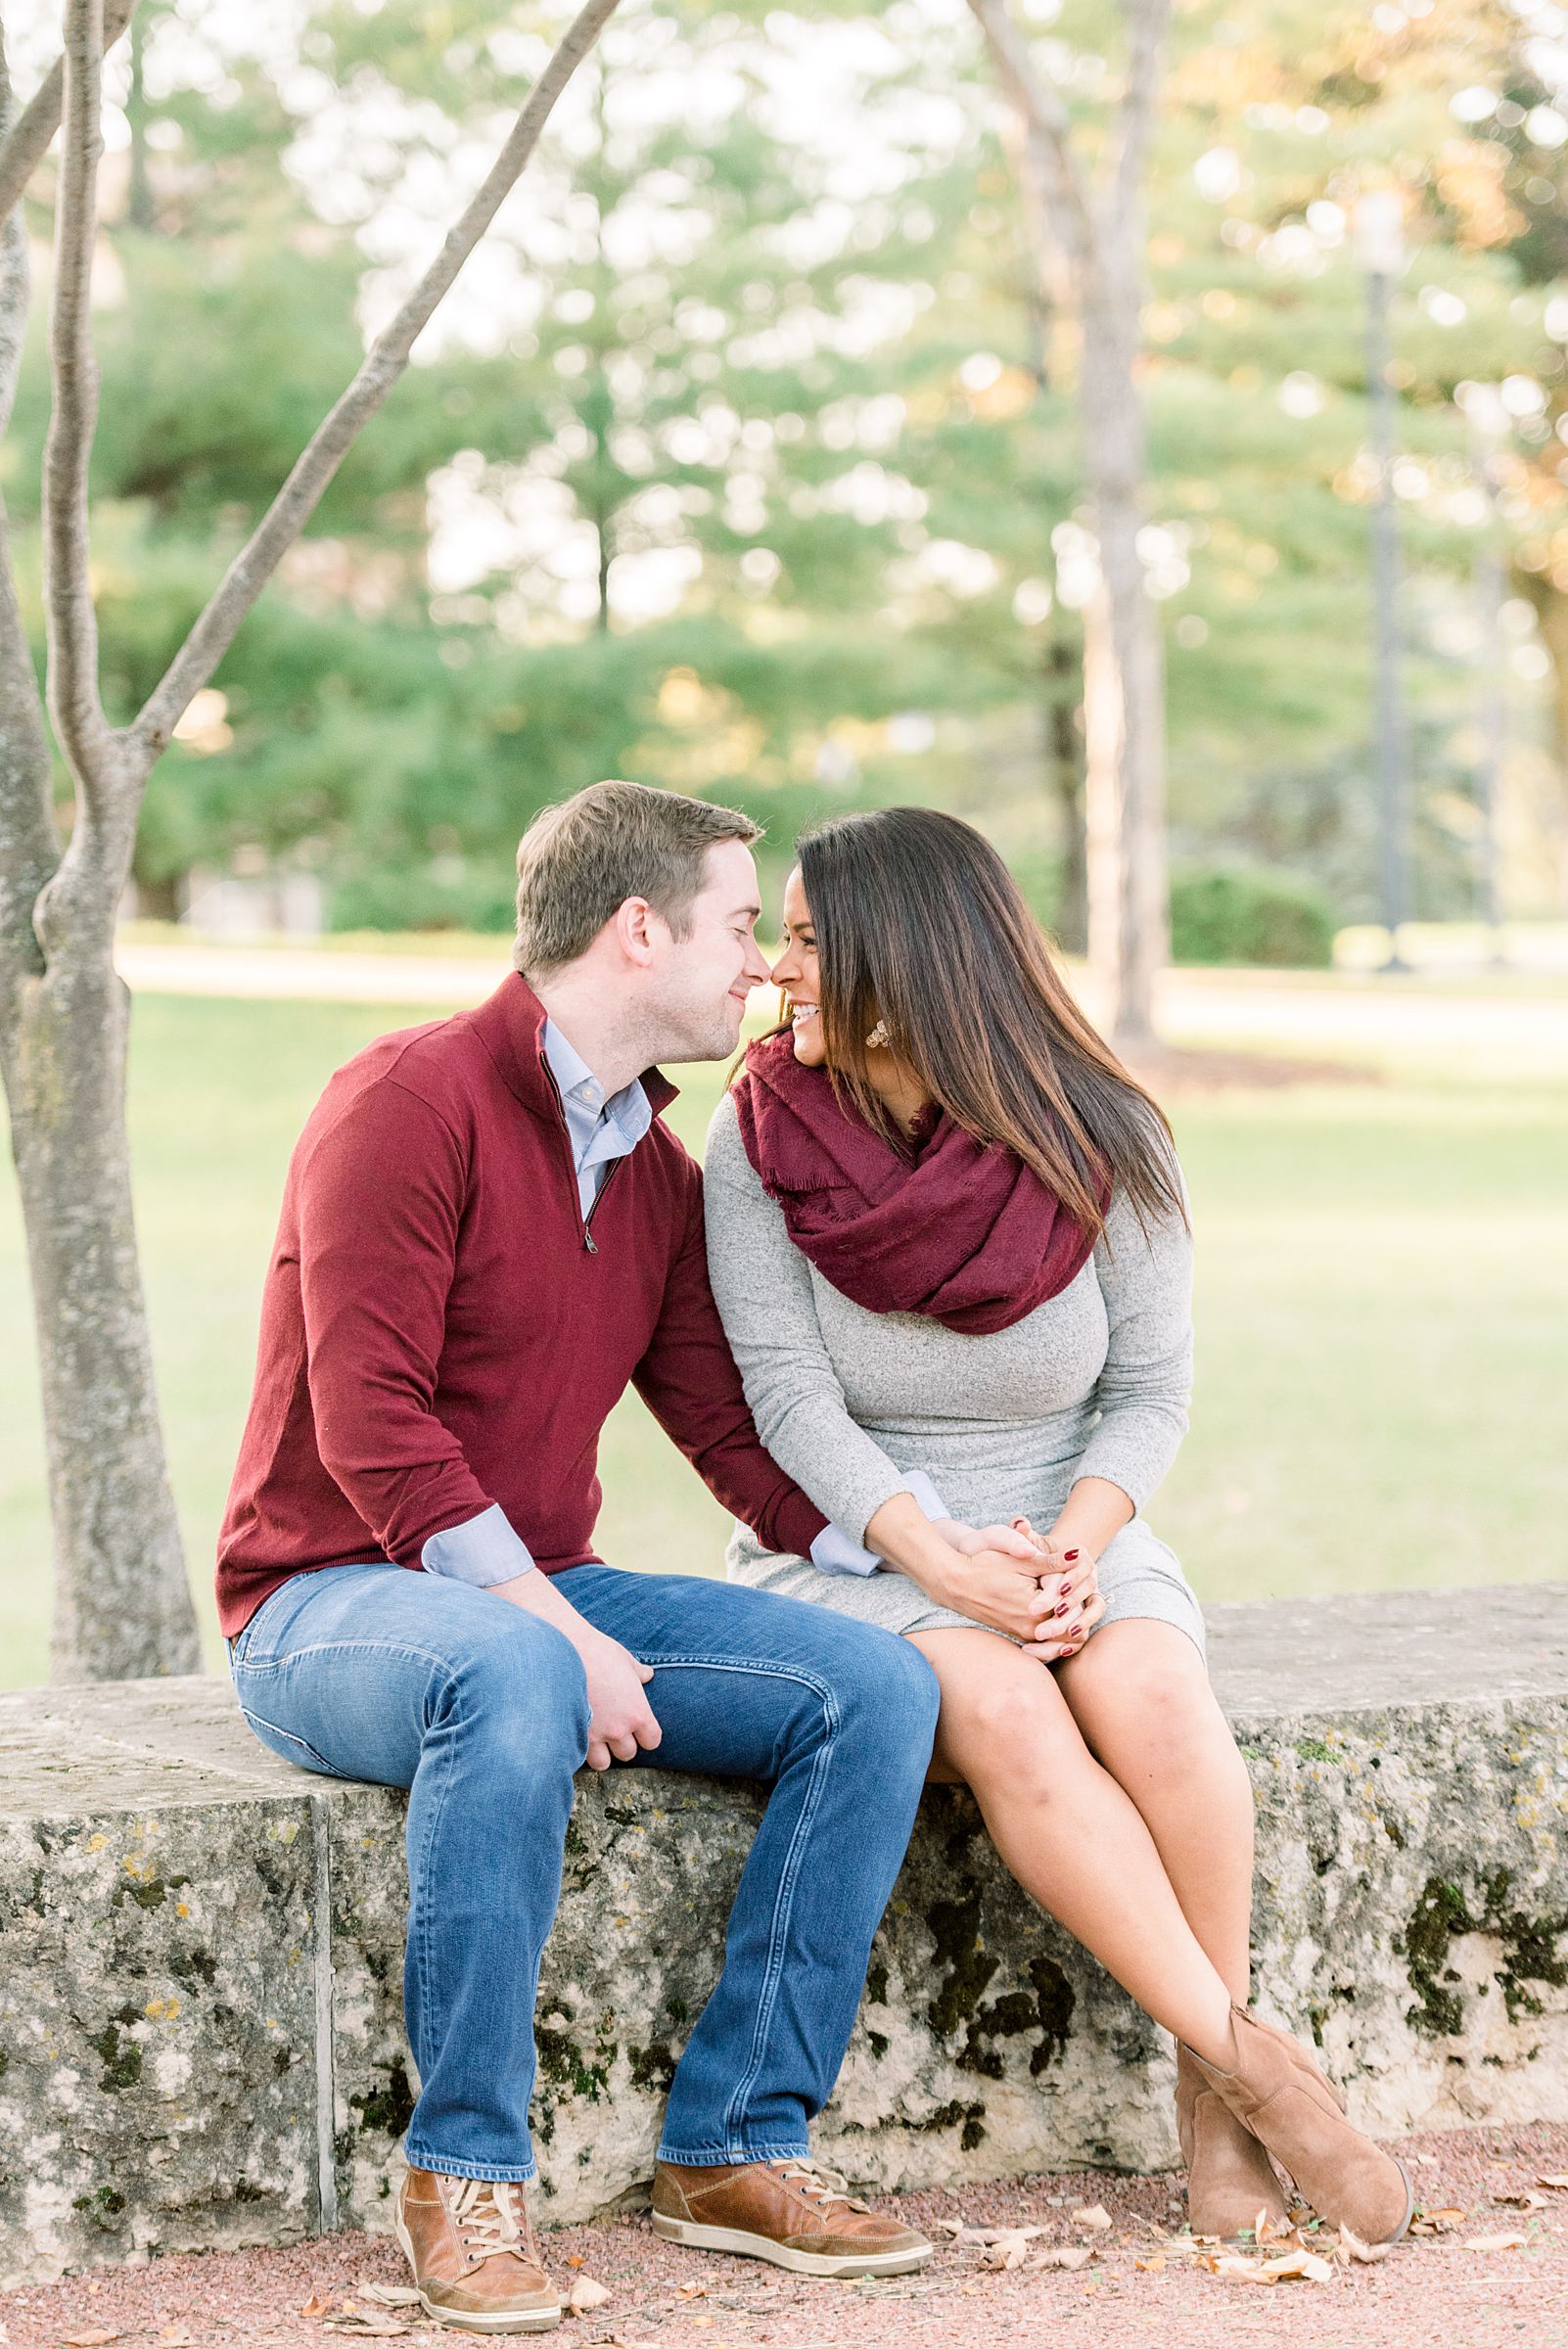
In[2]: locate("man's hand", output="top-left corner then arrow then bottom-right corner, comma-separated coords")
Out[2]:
487,1564 -> 662,1771
576,1626 -> 663,1772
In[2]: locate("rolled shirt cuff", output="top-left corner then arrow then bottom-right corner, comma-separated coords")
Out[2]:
421,1503 -> 536,1588
808,1470 -> 949,1577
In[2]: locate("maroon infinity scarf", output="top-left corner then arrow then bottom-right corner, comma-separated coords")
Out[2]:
730,1031 -> 1102,1335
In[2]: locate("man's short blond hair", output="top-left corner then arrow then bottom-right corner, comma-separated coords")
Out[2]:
513,780 -> 762,977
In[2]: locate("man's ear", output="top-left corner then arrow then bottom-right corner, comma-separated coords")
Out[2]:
613,895 -> 661,968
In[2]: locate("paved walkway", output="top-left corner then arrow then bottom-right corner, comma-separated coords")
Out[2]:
7,2122 -> 1568,2349
115,943 -> 1568,1077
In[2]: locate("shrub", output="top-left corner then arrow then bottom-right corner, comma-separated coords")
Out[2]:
1168,862 -> 1337,969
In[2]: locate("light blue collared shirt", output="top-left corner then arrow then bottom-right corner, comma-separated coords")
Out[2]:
422,1021 -> 943,1588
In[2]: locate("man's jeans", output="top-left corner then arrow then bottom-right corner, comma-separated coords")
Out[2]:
228,1561 -> 940,2184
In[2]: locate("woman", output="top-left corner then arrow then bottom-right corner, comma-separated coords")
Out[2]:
704,806 -> 1409,2247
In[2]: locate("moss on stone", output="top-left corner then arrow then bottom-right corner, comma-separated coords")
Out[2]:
349,2060 -> 416,2140
89,2023 -> 143,2093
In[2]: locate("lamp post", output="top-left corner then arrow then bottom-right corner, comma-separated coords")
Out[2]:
1355,192 -> 1411,973
1458,381 -> 1508,967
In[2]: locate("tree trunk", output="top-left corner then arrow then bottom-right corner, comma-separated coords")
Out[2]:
2,947 -> 199,1680
1043,629 -> 1086,951
1077,230 -> 1165,1047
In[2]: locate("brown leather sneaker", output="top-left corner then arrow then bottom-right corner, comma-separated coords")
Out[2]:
651,2156 -> 931,2278
394,2167 -> 561,2332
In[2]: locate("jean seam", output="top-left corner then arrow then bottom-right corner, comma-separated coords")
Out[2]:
402,2150 -> 538,2186
657,2142 -> 810,2166
235,1636 -> 484,1679
410,1658 -> 462,2151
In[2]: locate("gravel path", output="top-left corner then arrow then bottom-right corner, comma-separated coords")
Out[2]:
8,2124 -> 1568,2349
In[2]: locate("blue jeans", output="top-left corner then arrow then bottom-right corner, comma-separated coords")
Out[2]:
228,1561 -> 940,2183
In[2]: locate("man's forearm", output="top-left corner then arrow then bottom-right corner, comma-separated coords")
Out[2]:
488,1563 -> 599,1648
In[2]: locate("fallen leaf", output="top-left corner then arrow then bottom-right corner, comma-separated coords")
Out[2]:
566,2254 -> 585,2269
1412,2153 -> 1439,2168
1463,2233 -> 1527,2253
1539,2175 -> 1568,2190
1262,2250 -> 1335,2283
354,2286 -> 421,2310
1337,2227 -> 1393,2266
931,2219 -> 969,2238
1133,2254 -> 1166,2274
979,2232 -> 1036,2272
1071,2204 -> 1112,2233
62,2331 -> 120,2346
300,2297 -> 330,2320
672,2284 -> 708,2303
566,2276 -> 612,2317
1033,2246 -> 1093,2272
158,2331 -> 198,2346
1410,2207 -> 1466,2235
1495,2191 -> 1547,2210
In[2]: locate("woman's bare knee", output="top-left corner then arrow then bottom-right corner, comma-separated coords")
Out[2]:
918,1635 -> 1092,1796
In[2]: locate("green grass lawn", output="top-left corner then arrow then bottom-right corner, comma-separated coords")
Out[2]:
3,990 -> 1565,1685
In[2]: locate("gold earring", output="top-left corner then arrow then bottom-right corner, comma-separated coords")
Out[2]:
865,1019 -> 891,1050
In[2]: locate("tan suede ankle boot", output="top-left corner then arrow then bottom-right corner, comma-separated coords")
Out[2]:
1183,2007 -> 1412,2246
1175,2043 -> 1287,2240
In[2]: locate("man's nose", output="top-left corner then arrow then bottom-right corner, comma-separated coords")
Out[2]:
742,935 -> 772,986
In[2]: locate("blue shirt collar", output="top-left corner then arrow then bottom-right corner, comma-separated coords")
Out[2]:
541,1017 -> 654,1171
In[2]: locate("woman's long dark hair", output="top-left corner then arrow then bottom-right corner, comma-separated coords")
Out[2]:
797,806 -> 1184,1239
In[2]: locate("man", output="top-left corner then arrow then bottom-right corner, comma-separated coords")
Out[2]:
218,782 -> 945,2335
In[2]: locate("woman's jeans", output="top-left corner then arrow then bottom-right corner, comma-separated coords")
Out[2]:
228,1561 -> 941,2184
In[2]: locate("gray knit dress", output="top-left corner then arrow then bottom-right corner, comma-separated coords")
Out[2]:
703,1091 -> 1205,1658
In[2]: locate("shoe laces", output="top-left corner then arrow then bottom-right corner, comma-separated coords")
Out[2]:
441,2177 -> 534,2266
770,2158 -> 870,2215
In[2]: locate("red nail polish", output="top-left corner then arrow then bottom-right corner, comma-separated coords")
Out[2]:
1064,1549 -> 1080,1561
1056,1601 -> 1069,1616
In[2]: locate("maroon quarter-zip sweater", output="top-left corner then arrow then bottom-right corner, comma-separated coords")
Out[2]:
216,974 -> 827,1637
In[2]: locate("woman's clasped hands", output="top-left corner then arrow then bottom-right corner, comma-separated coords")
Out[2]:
937,1514 -> 1104,1660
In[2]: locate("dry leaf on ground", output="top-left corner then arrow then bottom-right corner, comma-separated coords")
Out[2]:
1071,2205 -> 1112,2232
979,2233 -> 1037,2272
300,2296 -> 330,2320
1206,2248 -> 1334,2287
1410,2207 -> 1466,2235
1336,2227 -> 1393,2266
1539,2175 -> 1568,2190
1033,2246 -> 1093,2272
1463,2233 -> 1528,2252
322,2316 -> 414,2338
354,2285 -> 422,2309
62,2332 -> 120,2347
567,2276 -> 613,2316
1495,2191 -> 1547,2210
1134,2254 -> 1166,2274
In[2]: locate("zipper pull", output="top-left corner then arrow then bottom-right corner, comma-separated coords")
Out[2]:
584,1230 -> 598,1255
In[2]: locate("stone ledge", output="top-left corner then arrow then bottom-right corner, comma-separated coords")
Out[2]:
2,1582 -> 1566,2286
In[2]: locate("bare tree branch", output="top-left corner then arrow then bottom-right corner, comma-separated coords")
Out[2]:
966,0 -> 1091,266
0,0 -> 135,225
1111,0 -> 1171,229
0,35 -> 61,995
133,0 -> 625,758
42,0 -> 113,789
